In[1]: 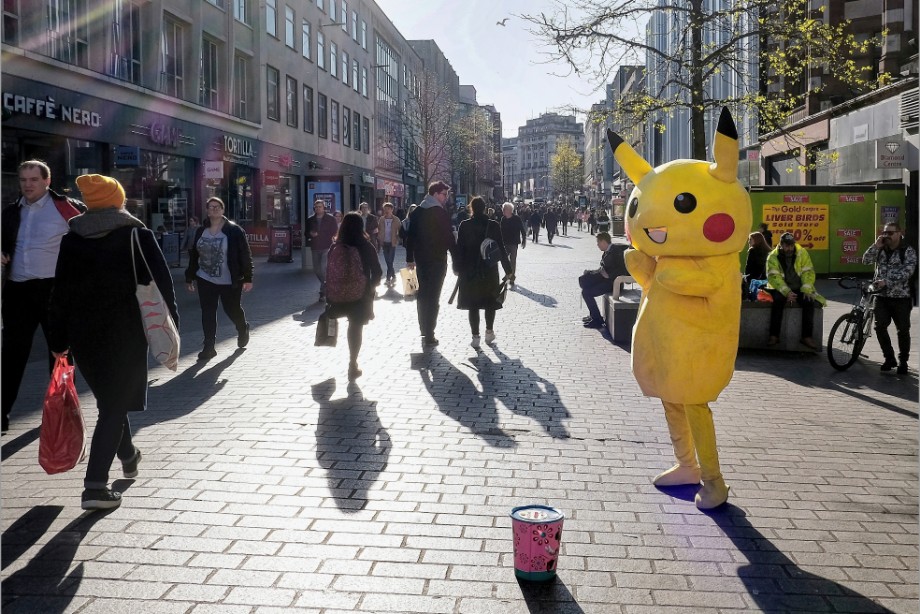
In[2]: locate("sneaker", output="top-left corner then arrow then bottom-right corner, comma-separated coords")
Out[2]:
767,336 -> 780,346
197,346 -> 217,362
423,336 -> 439,347
881,358 -> 898,371
583,319 -> 605,329
348,362 -> 363,380
897,362 -> 909,375
237,323 -> 251,348
800,337 -> 818,350
582,316 -> 594,323
484,330 -> 496,344
122,448 -> 142,479
470,335 -> 481,349
81,488 -> 122,511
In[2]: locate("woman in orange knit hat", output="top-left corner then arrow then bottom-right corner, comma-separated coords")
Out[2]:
48,174 -> 178,510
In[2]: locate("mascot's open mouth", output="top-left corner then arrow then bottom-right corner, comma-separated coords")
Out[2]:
644,227 -> 667,244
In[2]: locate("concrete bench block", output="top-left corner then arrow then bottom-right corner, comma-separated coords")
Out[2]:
739,302 -> 824,352
605,276 -> 640,344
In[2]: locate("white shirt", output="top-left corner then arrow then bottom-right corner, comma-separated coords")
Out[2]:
10,192 -> 71,282
383,218 -> 394,242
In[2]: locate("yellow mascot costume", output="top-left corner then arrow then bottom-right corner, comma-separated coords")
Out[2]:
607,108 -> 752,510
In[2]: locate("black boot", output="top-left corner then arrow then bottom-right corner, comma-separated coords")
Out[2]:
198,342 -> 217,362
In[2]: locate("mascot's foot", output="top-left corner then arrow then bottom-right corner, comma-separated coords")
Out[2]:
695,477 -> 730,510
653,464 -> 702,486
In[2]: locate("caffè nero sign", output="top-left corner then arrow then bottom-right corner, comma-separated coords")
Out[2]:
3,92 -> 101,127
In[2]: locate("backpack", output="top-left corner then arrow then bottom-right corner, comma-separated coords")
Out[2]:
479,221 -> 500,268
325,243 -> 366,303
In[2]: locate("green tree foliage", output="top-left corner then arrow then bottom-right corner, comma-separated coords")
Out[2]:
521,0 -> 884,160
551,139 -> 584,204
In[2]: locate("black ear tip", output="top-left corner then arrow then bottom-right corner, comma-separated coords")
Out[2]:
606,129 -> 624,151
717,107 -> 738,140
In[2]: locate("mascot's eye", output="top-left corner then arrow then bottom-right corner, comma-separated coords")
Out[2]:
674,192 -> 697,214
628,197 -> 639,218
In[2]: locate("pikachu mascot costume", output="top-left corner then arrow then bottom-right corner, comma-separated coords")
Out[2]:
607,108 -> 752,510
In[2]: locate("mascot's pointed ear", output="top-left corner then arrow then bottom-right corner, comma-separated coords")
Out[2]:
607,129 -> 652,184
709,107 -> 739,184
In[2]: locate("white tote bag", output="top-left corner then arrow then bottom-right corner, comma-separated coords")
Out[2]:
131,228 -> 180,371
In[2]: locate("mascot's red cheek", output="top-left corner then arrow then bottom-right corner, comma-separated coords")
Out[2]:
703,213 -> 735,243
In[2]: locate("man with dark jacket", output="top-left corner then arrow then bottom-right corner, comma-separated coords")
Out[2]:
306,199 -> 339,301
528,209 -> 543,244
405,180 -> 456,347
1,160 -> 85,433
579,232 -> 628,328
499,202 -> 526,286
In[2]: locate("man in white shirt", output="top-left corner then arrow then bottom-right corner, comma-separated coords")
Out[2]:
377,202 -> 400,284
1,160 -> 85,433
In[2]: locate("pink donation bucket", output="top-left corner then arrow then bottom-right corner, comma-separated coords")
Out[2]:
510,505 -> 565,582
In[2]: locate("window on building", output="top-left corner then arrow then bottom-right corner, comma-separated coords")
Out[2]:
362,116 -> 369,154
330,42 -> 337,77
331,99 -> 339,142
353,111 -> 360,151
360,19 -> 366,49
3,0 -> 20,45
352,59 -> 358,92
317,31 -> 325,69
360,66 -> 367,97
328,0 -> 334,21
303,85 -> 314,133
342,106 -> 351,146
233,54 -> 249,119
267,65 -> 280,120
403,63 -> 407,87
266,0 -> 276,37
340,0 -> 347,31
318,93 -> 328,138
284,6 -> 294,48
316,0 -> 322,9
233,0 -> 248,24
286,75 -> 297,127
200,37 -> 220,109
350,10 -> 357,40
301,19 -> 310,59
205,0 -> 225,8
111,0 -> 141,84
161,16 -> 185,97
341,50 -> 348,85
46,0 -> 89,67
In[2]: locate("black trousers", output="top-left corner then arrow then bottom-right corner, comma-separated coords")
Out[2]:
874,296 -> 912,362
768,290 -> 815,338
415,259 -> 447,339
196,278 -> 247,345
84,411 -> 135,489
2,278 -> 56,427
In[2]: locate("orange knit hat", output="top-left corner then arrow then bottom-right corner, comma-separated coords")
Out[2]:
75,174 -> 125,209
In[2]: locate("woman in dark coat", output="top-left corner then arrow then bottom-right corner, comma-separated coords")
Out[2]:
742,231 -> 770,299
49,175 -> 178,510
326,212 -> 382,379
454,196 -> 512,348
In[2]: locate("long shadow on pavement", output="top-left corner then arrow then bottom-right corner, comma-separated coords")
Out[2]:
708,504 -> 896,613
510,284 -> 559,308
0,480 -> 133,614
312,378 -> 390,513
136,348 -> 245,432
481,348 -> 571,440
416,349 -> 517,449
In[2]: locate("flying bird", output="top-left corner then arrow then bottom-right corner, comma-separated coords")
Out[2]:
496,18 -> 509,26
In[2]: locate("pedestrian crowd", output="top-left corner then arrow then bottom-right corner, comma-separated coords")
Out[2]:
2,161 -> 915,512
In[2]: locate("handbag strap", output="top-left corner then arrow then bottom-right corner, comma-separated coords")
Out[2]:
130,227 -> 156,285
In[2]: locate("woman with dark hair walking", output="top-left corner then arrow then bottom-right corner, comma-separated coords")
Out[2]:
185,197 -> 253,361
326,212 -> 382,379
454,196 -> 512,348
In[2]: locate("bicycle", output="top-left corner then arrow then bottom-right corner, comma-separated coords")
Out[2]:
826,277 -> 881,371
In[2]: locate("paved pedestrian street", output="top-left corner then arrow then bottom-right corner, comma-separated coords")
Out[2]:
2,229 -> 917,614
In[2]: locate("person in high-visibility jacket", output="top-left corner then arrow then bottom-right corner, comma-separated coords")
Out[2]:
765,232 -> 826,348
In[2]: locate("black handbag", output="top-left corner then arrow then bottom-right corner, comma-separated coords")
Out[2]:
314,310 -> 338,347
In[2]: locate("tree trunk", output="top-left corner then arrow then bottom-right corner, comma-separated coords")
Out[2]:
689,0 -> 707,161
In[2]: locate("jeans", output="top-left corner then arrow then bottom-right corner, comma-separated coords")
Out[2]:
874,296 -> 912,362
2,279 -> 56,428
531,226 -> 540,243
197,278 -> 248,345
382,244 -> 397,279
505,245 -> 519,278
84,410 -> 135,489
768,290 -> 815,338
416,259 -> 448,338
311,248 -> 329,294
579,273 -> 613,322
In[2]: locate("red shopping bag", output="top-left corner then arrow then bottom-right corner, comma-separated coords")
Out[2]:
39,355 -> 86,474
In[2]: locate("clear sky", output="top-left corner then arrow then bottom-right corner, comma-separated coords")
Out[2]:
374,0 -> 606,138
